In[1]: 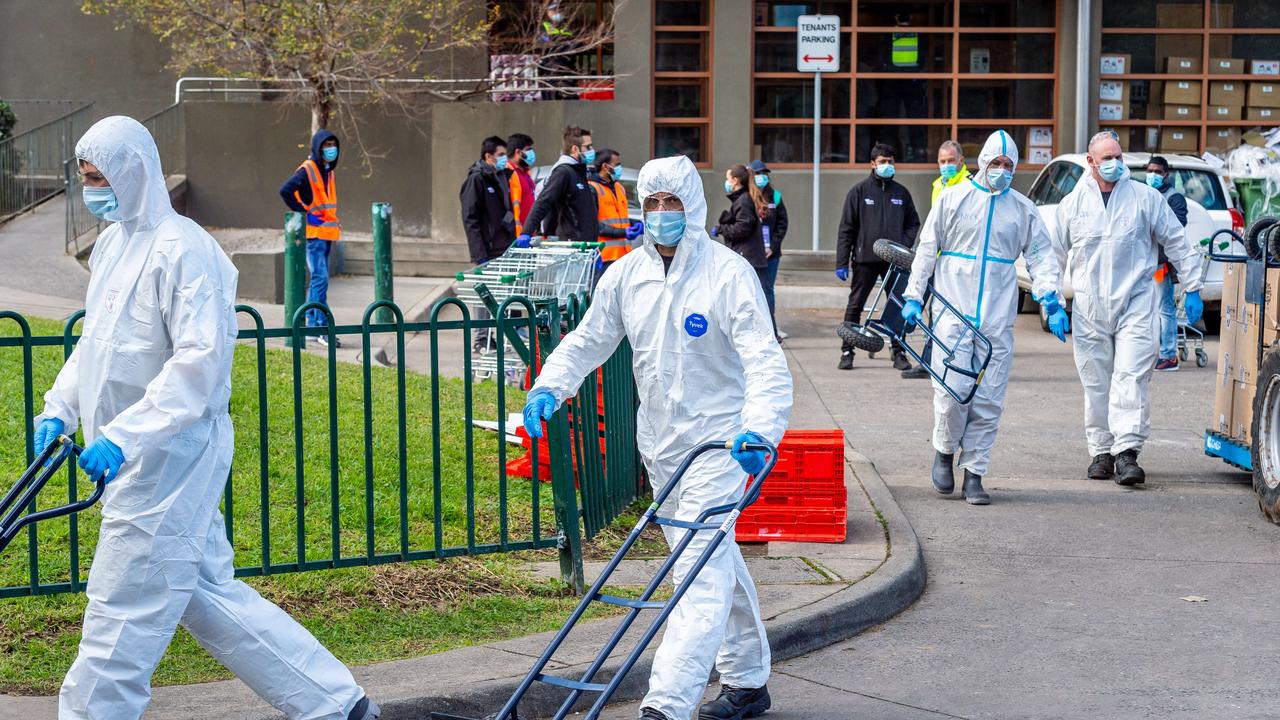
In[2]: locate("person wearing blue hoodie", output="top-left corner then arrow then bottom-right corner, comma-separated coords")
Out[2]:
280,129 -> 342,347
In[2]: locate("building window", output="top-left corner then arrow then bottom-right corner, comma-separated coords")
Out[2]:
1098,0 -> 1280,156
488,1 -> 616,102
751,0 -> 1060,168
653,0 -> 712,164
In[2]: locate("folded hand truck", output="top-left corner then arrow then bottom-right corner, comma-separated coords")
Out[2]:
1,435 -> 104,555
837,239 -> 994,405
430,437 -> 779,720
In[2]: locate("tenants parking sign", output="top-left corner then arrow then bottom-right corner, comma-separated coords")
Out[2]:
796,15 -> 840,72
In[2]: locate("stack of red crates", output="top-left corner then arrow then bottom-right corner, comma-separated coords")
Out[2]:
734,429 -> 847,543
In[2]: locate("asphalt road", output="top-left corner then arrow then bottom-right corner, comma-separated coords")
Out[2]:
595,308 -> 1280,720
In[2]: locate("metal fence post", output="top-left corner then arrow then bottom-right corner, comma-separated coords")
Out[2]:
284,211 -> 307,347
372,202 -> 394,324
537,301 -> 585,593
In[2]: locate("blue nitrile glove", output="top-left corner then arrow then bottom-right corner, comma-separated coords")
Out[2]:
1046,305 -> 1070,342
1185,290 -> 1204,325
595,255 -> 604,272
902,299 -> 923,331
730,432 -> 767,476
306,212 -> 324,227
835,267 -> 849,282
515,234 -> 532,248
625,221 -> 644,241
522,389 -> 557,439
78,436 -> 125,484
710,226 -> 718,237
32,418 -> 65,456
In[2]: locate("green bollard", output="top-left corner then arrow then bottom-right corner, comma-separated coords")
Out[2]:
284,211 -> 308,347
372,202 -> 394,324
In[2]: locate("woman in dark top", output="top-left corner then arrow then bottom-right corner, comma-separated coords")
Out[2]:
715,164 -> 770,290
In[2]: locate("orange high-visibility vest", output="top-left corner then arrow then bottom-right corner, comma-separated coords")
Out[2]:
510,169 -> 528,236
591,178 -> 630,262
296,159 -> 340,241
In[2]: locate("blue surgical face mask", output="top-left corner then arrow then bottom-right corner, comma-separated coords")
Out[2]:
1098,158 -> 1125,183
522,149 -> 536,167
724,180 -> 735,194
82,186 -> 120,221
611,163 -> 623,177
322,146 -> 338,163
754,173 -> 769,189
495,154 -> 509,171
939,163 -> 959,181
875,163 -> 895,179
645,210 -> 686,247
986,168 -> 1013,192
1146,172 -> 1164,189
582,148 -> 596,165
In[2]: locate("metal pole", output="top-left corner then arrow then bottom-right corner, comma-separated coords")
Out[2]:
371,202 -> 394,324
1075,0 -> 1093,152
812,71 -> 822,252
284,211 -> 307,347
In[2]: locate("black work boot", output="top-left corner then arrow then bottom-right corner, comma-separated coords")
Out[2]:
891,348 -> 911,371
1114,449 -> 1146,486
698,685 -> 772,720
962,469 -> 990,505
641,708 -> 672,720
1087,453 -> 1115,480
931,451 -> 955,494
901,364 -> 930,379
838,350 -> 854,370
348,696 -> 380,720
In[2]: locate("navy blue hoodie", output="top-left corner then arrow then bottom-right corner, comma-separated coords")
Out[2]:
280,129 -> 340,213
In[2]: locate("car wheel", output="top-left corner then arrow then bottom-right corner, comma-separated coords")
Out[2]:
1250,347 -> 1280,524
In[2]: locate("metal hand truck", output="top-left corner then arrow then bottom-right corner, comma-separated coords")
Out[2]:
430,437 -> 779,720
838,239 -> 994,405
1175,236 -> 1234,368
1,435 -> 104,555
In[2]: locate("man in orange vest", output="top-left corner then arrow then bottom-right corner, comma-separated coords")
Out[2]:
280,129 -> 342,346
506,133 -> 537,235
588,148 -> 643,272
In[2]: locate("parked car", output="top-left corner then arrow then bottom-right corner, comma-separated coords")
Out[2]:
1015,152 -> 1246,332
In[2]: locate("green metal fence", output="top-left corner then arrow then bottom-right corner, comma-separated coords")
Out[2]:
0,295 -> 641,598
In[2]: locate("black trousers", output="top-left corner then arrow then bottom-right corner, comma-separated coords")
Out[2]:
843,261 -> 906,353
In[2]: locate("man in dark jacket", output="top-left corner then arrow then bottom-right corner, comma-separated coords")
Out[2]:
835,141 -> 922,372
280,128 -> 342,346
518,125 -> 599,244
1148,155 -> 1190,371
750,159 -> 788,341
459,136 -> 515,353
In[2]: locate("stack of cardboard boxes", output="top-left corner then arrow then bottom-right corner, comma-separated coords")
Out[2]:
1247,62 -> 1280,128
1214,263 -> 1280,445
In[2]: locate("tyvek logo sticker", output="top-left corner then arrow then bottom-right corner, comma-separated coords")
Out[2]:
685,313 -> 708,337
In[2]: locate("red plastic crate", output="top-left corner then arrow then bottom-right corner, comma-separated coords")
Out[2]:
750,487 -> 847,510
735,507 -> 847,543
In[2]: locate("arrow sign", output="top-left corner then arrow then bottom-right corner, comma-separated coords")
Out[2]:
796,15 -> 840,72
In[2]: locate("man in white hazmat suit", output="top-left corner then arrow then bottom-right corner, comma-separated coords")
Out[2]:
522,155 -> 792,720
1053,131 -> 1204,485
901,130 -> 1066,505
29,116 -> 379,720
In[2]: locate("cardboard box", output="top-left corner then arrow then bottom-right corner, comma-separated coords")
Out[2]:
1164,79 -> 1202,105
1099,80 -> 1128,103
1210,58 -> 1246,75
1246,106 -> 1279,122
1207,127 -> 1242,152
1164,104 -> 1201,121
1027,147 -> 1053,164
1166,56 -> 1201,74
1100,53 -> 1130,75
1248,82 -> 1280,108
1263,267 -> 1280,346
1252,60 -> 1280,76
1101,126 -> 1130,151
1029,126 -> 1053,147
1233,381 -> 1256,444
1099,102 -> 1127,121
1159,127 -> 1199,152
1157,3 -> 1204,28
1209,105 -> 1242,121
1235,300 -> 1259,383
1210,81 -> 1246,106
1212,349 -> 1234,435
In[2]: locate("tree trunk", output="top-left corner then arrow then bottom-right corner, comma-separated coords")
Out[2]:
310,99 -> 330,136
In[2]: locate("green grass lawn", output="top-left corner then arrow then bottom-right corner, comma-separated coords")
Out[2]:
0,315 -> 630,694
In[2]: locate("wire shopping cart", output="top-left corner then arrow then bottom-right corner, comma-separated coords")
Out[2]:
1174,236 -> 1233,368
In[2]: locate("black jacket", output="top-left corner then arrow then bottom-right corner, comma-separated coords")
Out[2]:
1156,184 -> 1190,283
836,172 -> 921,267
717,188 -> 767,269
762,185 -> 789,257
280,129 -> 339,213
459,160 -> 515,263
523,159 -> 598,242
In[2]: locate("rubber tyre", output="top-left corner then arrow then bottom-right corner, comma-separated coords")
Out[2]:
1249,347 -> 1280,524
837,322 -> 886,353
873,238 -> 915,270
1196,349 -> 1208,368
1178,346 -> 1189,362
1244,216 -> 1277,261
1267,224 -> 1280,263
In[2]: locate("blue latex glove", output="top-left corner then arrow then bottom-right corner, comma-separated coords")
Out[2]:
731,432 -> 768,476
515,234 -> 532,248
522,389 -> 557,439
1185,290 -> 1204,325
625,221 -> 644,241
1038,290 -> 1061,314
78,436 -> 125,483
595,255 -> 604,272
1046,305 -> 1070,342
710,226 -> 718,237
32,418 -> 65,456
835,267 -> 849,282
902,299 -> 923,331
305,212 -> 324,227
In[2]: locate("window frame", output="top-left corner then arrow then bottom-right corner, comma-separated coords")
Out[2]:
651,0 -> 713,167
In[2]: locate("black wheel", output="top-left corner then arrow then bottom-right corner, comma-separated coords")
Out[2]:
1178,346 -> 1189,362
1266,224 -> 1280,263
1244,216 -> 1277,260
1017,289 -> 1038,314
837,322 -> 886,353
1196,349 -> 1208,368
1250,347 -> 1280,524
873,238 -> 915,270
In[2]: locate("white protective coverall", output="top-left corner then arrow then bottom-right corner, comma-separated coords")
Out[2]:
40,116 -> 366,720
530,155 -> 792,720
903,130 -> 1061,476
1052,166 -> 1203,456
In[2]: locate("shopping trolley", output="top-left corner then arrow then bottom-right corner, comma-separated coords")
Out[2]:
1,435 -> 103,555
429,437 -> 778,720
838,239 -> 993,405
